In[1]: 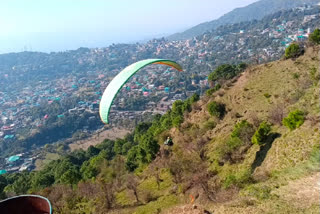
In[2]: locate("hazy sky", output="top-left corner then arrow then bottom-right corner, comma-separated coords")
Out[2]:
0,0 -> 258,53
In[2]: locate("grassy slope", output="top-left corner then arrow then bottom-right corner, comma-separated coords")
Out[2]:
50,47 -> 319,214
132,46 -> 320,213
35,152 -> 61,170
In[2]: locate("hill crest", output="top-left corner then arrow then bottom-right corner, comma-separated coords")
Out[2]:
168,0 -> 320,40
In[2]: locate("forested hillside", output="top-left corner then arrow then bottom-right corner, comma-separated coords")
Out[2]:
0,37 -> 319,213
168,0 -> 319,40
0,6 -> 318,161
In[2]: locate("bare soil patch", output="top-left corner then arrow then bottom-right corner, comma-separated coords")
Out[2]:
69,127 -> 131,151
272,172 -> 320,209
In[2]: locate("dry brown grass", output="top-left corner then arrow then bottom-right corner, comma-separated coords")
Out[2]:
159,47 -> 320,214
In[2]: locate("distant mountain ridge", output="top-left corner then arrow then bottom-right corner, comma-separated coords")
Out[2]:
168,0 -> 320,40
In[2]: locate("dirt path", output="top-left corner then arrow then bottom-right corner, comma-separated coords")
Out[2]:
163,172 -> 320,214
272,172 -> 320,209
69,127 -> 131,151
163,205 -> 210,214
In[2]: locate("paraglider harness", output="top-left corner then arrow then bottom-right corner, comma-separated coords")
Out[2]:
164,137 -> 173,146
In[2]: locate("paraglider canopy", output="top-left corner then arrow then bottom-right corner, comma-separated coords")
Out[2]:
99,59 -> 183,124
0,195 -> 52,214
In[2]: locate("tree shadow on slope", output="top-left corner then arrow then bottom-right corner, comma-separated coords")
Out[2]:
251,133 -> 281,173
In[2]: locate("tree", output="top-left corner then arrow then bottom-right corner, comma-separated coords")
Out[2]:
190,93 -> 200,103
31,172 -> 55,190
4,172 -> 31,195
161,115 -> 172,130
126,175 -> 140,203
133,122 -> 152,143
208,64 -> 236,82
96,179 -> 116,211
309,29 -> 320,45
207,101 -> 226,119
114,139 -> 126,155
237,62 -> 248,71
86,146 -> 101,158
67,149 -> 88,165
282,110 -> 305,131
126,146 -> 139,171
208,63 -> 246,84
285,43 -> 303,59
54,159 -> 75,180
231,120 -> 255,144
172,115 -> 184,128
80,160 -> 99,180
251,121 -> 271,145
206,84 -> 221,96
59,168 -> 81,185
0,175 -> 7,199
172,100 -> 184,115
139,134 -> 159,163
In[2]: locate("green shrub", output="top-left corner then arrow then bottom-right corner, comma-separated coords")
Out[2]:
207,101 -> 226,119
292,73 -> 300,79
241,185 -> 271,200
206,88 -> 215,96
223,175 -> 237,189
309,143 -> 320,166
285,43 -> 303,59
206,84 -> 221,96
203,120 -> 216,130
190,93 -> 200,103
264,93 -> 271,98
310,66 -> 320,83
231,120 -> 255,143
125,149 -> 138,171
309,28 -> 320,44
214,83 -> 221,91
208,63 -> 246,82
282,110 -> 305,131
80,160 -> 99,180
172,100 -> 184,115
208,64 -> 235,82
139,134 -> 159,163
172,115 -> 184,128
182,101 -> 191,113
222,121 -> 255,156
222,169 -> 251,189
237,62 -> 248,71
161,116 -> 172,130
226,137 -> 243,151
252,121 -> 271,145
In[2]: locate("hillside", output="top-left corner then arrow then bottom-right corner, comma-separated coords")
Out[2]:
1,42 -> 319,213
0,5 -> 319,162
168,0 -> 320,41
145,46 -> 320,214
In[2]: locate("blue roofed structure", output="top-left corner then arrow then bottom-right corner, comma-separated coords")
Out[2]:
8,155 -> 20,162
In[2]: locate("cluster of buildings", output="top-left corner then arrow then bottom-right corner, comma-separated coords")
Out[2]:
0,152 -> 40,175
0,5 -> 318,174
0,73 -> 105,140
0,44 -> 209,174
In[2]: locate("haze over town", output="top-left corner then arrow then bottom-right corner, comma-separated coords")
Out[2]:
0,0 -> 258,53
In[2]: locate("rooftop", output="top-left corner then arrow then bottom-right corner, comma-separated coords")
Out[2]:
8,155 -> 20,162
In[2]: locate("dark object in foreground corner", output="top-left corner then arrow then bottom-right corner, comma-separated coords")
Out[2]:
0,195 -> 52,214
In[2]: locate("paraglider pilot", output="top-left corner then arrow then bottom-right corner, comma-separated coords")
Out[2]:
164,137 -> 173,146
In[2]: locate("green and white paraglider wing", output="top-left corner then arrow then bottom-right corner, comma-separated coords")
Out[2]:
99,59 -> 183,124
